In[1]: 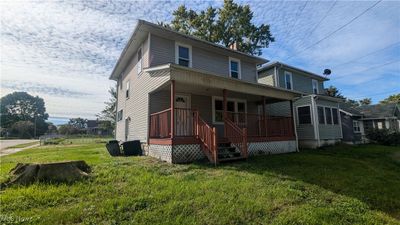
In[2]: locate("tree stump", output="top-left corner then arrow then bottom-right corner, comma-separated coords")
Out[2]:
1,161 -> 91,188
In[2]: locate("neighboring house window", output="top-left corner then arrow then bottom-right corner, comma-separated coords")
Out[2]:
284,71 -> 293,90
317,106 -> 325,124
325,107 -> 332,125
353,120 -> 360,132
212,97 -> 246,124
312,79 -> 319,94
377,122 -> 383,129
126,81 -> 130,99
229,58 -> 241,79
332,108 -> 339,125
137,48 -> 142,74
117,110 -> 123,121
297,106 -> 311,124
175,43 -> 192,67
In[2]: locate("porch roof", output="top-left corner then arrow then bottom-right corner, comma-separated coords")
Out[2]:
144,63 -> 302,101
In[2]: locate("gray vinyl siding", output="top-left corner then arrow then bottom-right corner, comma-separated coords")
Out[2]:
278,68 -> 324,94
266,101 -> 291,117
149,90 -> 170,113
293,96 -> 315,140
149,34 -> 258,83
315,99 -> 342,140
149,34 -> 175,67
116,36 -> 170,142
258,68 -> 275,86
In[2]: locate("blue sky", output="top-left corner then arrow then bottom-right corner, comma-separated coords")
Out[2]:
1,0 -> 399,122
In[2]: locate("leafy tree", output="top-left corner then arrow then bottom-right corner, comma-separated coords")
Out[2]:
0,92 -> 49,136
325,86 -> 344,99
97,86 -> 117,131
359,98 -> 372,106
345,99 -> 360,107
10,121 -> 34,138
68,118 -> 87,130
161,0 -> 274,55
380,94 -> 400,104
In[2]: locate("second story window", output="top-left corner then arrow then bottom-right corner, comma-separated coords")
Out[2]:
312,79 -> 319,94
175,43 -> 191,67
126,81 -> 130,99
229,58 -> 241,79
137,48 -> 142,74
117,110 -> 123,121
284,71 -> 293,90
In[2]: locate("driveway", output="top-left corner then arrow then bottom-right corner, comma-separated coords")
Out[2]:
0,139 -> 39,156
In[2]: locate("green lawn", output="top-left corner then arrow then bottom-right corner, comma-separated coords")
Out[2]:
0,142 -> 399,224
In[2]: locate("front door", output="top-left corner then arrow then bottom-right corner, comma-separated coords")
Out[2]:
175,94 -> 192,136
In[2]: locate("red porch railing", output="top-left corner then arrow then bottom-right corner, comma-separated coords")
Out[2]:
195,111 -> 218,165
149,108 -> 171,138
224,118 -> 248,158
266,116 -> 294,137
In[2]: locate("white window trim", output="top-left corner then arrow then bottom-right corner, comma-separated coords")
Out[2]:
175,42 -> 192,68
353,120 -> 361,133
312,79 -> 319,94
229,57 -> 241,79
212,96 -> 247,125
284,71 -> 293,90
296,104 -> 313,125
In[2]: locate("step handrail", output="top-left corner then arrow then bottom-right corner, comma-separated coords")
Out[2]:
195,111 -> 218,165
224,118 -> 248,158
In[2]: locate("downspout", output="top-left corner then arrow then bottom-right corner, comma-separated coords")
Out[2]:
291,100 -> 299,152
338,102 -> 343,140
311,95 -> 320,147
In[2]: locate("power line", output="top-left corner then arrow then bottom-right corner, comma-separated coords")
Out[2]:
285,0 -> 383,60
334,59 -> 400,80
331,41 -> 400,68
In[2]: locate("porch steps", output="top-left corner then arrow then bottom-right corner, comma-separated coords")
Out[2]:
216,142 -> 245,162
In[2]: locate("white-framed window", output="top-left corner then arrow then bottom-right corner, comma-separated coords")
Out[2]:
117,110 -> 123,121
212,96 -> 246,124
284,71 -> 293,90
312,79 -> 319,94
317,106 -> 325,124
175,42 -> 192,67
332,108 -> 339,125
297,105 -> 312,125
137,48 -> 142,74
229,57 -> 241,79
353,120 -> 360,132
325,107 -> 332,125
126,81 -> 130,99
377,122 -> 383,129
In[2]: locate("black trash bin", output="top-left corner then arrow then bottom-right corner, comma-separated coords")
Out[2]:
106,140 -> 122,156
122,140 -> 142,156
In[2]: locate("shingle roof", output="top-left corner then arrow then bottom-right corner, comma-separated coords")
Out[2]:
339,103 -> 363,116
357,103 -> 399,118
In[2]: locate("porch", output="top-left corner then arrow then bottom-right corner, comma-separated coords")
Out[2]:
148,78 -> 297,164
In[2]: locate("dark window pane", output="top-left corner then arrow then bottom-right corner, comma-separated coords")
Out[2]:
227,101 -> 235,112
215,111 -> 223,122
285,74 -> 292,89
179,46 -> 189,59
318,106 -> 325,124
178,59 -> 189,67
231,71 -> 239,78
138,49 -> 142,60
325,108 -> 332,124
332,108 -> 339,124
298,106 -> 311,124
237,102 -> 245,112
215,100 -> 223,110
230,61 -> 238,71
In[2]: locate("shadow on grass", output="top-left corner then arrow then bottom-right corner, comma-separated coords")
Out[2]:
201,144 -> 400,218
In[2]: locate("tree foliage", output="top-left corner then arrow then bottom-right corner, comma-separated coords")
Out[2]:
97,86 -> 117,131
10,121 -> 34,138
325,86 -> 345,99
0,92 -> 49,136
359,98 -> 372,106
161,0 -> 274,55
380,94 -> 400,104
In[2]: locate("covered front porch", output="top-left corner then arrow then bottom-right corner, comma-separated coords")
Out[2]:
148,64 -> 296,163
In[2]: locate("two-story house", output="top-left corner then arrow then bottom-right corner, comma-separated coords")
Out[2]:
109,20 -> 303,164
258,61 -> 343,148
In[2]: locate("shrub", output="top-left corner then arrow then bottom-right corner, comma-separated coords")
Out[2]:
366,129 -> 400,146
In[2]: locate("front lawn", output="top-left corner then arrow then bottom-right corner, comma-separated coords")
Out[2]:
0,143 -> 399,224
